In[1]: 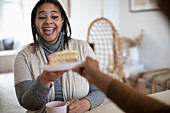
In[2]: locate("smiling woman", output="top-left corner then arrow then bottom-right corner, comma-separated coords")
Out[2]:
14,0 -> 105,113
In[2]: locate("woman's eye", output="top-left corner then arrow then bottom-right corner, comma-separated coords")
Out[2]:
52,16 -> 58,19
38,17 -> 45,19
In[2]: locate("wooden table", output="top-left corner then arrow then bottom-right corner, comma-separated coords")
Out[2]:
148,90 -> 170,105
85,90 -> 170,113
86,102 -> 124,113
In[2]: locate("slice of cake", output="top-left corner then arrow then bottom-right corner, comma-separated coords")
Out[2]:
48,50 -> 78,65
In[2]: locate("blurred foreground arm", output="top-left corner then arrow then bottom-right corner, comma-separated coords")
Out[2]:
73,57 -> 170,113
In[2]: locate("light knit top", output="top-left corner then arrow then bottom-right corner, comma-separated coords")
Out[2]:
14,38 -> 105,113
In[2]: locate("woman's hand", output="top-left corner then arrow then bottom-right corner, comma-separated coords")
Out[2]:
67,99 -> 82,113
38,70 -> 68,88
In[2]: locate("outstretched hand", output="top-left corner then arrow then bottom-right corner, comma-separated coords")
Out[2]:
73,56 -> 112,94
72,57 -> 100,83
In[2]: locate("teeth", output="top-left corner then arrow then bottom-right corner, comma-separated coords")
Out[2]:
44,28 -> 55,34
44,28 -> 54,31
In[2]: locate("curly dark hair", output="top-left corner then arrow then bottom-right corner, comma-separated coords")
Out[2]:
31,0 -> 71,51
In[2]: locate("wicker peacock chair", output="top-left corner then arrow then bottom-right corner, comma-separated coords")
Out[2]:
87,17 -> 124,81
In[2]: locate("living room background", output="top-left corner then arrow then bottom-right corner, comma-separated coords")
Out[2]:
0,0 -> 169,70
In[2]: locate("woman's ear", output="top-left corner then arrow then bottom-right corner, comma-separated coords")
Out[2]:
62,17 -> 64,25
61,20 -> 64,27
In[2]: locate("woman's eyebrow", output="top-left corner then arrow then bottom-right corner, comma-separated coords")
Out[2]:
38,10 -> 45,14
51,10 -> 58,13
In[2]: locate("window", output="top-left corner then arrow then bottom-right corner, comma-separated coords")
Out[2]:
0,0 -> 27,45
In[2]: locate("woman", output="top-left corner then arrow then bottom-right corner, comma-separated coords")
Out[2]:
14,0 -> 105,113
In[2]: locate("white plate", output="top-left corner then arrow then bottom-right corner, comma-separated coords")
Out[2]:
42,62 -> 83,71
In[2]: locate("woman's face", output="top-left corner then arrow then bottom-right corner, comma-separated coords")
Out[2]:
35,3 -> 64,45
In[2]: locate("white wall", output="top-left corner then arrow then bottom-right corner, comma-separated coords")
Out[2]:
21,0 -> 39,44
69,0 -> 120,41
119,0 -> 170,70
0,0 -> 4,32
0,0 -> 25,41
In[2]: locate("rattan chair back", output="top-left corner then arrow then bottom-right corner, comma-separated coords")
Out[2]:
87,17 -> 124,80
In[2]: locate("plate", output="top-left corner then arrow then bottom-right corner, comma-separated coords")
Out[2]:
42,62 -> 84,71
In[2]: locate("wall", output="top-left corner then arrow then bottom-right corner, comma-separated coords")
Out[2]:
119,0 -> 170,70
0,0 -> 3,33
0,0 -> 24,41
21,0 -> 39,44
69,0 -> 120,41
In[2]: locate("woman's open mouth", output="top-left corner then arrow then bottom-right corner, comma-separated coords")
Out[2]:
43,28 -> 55,35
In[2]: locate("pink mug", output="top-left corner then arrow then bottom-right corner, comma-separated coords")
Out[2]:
46,101 -> 67,113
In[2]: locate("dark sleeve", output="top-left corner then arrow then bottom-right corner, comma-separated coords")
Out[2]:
107,79 -> 170,113
15,78 -> 51,111
83,84 -> 105,110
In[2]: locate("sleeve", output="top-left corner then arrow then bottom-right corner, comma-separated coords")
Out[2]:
15,79 -> 51,111
83,41 -> 97,60
14,52 -> 51,111
83,84 -> 105,109
106,79 -> 170,113
14,52 -> 33,85
81,41 -> 106,109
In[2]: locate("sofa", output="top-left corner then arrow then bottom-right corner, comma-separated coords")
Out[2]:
0,50 -> 26,113
0,50 -> 17,73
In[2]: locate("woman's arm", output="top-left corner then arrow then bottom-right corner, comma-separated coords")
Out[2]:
83,84 -> 105,109
14,52 -> 67,111
14,55 -> 51,111
15,79 -> 51,111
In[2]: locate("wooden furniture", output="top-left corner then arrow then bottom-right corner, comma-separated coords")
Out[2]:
151,72 -> 170,93
136,69 -> 170,94
87,17 -> 124,80
165,78 -> 170,90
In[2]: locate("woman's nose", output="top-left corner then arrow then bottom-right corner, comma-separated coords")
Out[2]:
45,17 -> 53,25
